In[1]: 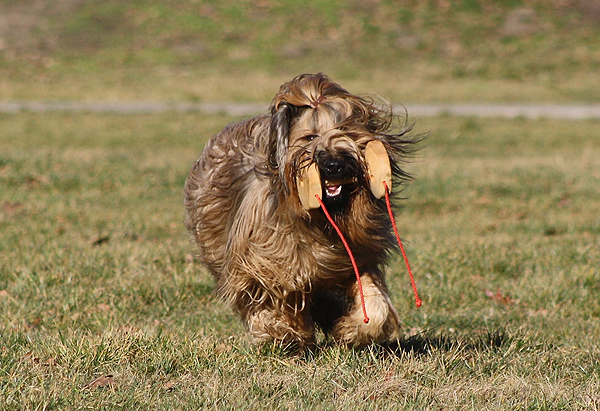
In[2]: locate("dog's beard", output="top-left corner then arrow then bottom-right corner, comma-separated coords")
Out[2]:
320,180 -> 358,211
315,151 -> 362,213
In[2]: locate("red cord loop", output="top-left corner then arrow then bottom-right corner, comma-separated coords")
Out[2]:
383,181 -> 422,308
314,181 -> 421,327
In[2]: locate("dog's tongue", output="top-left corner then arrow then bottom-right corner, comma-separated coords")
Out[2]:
326,184 -> 342,197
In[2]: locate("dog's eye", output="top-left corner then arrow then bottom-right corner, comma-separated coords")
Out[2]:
302,134 -> 318,141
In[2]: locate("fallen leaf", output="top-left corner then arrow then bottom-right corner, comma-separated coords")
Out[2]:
28,317 -> 43,329
22,351 -> 38,363
0,290 -> 10,299
474,196 -> 492,205
84,375 -> 115,391
2,202 -> 24,214
25,174 -> 49,187
485,289 -> 515,305
97,303 -> 111,312
558,194 -> 571,208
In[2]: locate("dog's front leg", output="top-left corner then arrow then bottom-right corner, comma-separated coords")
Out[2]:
331,274 -> 400,347
242,292 -> 316,349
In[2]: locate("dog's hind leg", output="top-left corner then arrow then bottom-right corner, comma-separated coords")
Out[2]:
331,274 -> 400,347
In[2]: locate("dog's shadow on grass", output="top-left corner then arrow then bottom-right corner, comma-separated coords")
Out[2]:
379,328 -> 511,358
261,328 -> 513,359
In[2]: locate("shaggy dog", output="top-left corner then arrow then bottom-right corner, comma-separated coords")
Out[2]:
184,73 -> 417,348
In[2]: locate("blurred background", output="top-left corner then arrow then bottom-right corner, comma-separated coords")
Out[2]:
1,0 -> 599,106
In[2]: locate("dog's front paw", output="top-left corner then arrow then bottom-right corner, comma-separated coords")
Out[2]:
246,308 -> 316,349
331,275 -> 400,347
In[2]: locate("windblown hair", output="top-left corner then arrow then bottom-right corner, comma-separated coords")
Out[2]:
184,73 -> 418,348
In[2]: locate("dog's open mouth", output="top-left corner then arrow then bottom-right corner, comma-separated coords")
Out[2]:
323,178 -> 357,198
325,184 -> 342,198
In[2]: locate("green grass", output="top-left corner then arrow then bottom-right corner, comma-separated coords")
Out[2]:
2,1 -> 599,408
1,0 -> 599,103
1,112 -> 599,409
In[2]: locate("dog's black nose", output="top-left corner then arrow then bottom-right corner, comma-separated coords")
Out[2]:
324,158 -> 345,176
317,152 -> 358,183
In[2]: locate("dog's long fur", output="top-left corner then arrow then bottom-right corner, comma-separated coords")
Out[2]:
184,73 -> 417,348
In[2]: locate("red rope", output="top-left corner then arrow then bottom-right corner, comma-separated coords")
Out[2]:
383,181 -> 422,308
315,194 -> 370,324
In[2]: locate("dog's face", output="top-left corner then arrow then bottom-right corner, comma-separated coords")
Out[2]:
268,73 -> 395,214
288,105 -> 391,213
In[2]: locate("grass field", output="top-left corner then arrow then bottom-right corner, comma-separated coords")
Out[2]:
2,1 -> 600,103
1,111 -> 599,409
1,0 -> 600,408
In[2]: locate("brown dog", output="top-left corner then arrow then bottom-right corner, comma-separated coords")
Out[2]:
184,73 -> 417,348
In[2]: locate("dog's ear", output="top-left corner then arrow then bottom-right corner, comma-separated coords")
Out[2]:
269,102 -> 294,173
365,140 -> 392,199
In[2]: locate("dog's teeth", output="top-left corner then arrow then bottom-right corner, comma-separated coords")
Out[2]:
326,185 -> 342,197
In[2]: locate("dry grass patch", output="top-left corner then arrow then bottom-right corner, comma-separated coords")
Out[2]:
1,113 -> 599,409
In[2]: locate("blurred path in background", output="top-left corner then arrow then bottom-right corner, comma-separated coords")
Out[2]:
1,101 -> 599,119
